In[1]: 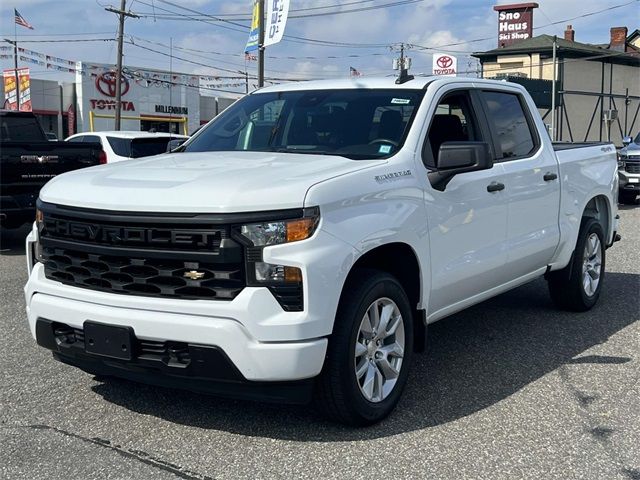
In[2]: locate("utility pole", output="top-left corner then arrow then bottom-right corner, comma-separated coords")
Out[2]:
258,0 -> 265,87
105,1 -> 138,130
3,37 -> 21,110
550,35 -> 557,141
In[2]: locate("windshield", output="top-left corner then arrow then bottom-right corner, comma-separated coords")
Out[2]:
634,132 -> 640,144
107,137 -> 178,158
183,89 -> 425,159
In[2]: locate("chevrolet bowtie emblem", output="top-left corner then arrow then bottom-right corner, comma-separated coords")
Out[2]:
183,270 -> 205,280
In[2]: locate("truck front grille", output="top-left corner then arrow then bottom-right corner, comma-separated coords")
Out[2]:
625,160 -> 640,174
43,246 -> 244,299
39,203 -> 245,301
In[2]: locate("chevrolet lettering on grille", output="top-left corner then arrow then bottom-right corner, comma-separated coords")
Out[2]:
43,218 -> 220,248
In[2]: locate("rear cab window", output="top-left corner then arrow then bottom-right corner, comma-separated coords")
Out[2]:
107,137 -> 175,158
480,91 -> 538,160
0,115 -> 46,142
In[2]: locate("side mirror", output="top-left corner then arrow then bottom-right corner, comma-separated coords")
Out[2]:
166,138 -> 187,152
622,136 -> 632,146
428,141 -> 493,191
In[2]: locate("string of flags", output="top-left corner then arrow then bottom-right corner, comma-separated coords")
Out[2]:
3,46 -> 287,91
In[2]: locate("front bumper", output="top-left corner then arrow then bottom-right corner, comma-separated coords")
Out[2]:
35,318 -> 315,403
24,223 -> 356,387
618,171 -> 640,192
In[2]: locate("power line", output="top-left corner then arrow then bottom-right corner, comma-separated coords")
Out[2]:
135,0 -> 396,48
409,0 -> 639,52
135,0 -> 426,21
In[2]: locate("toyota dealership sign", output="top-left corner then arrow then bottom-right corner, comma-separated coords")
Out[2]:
76,61 -> 201,133
432,54 -> 457,76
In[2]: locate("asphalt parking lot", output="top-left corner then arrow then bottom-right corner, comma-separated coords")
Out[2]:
1,206 -> 638,480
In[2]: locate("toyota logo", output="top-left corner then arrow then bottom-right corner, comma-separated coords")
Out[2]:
95,71 -> 130,98
436,55 -> 453,69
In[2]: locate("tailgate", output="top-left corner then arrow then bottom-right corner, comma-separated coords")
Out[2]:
1,142 -> 102,186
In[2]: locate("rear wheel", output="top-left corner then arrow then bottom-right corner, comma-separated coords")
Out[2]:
316,269 -> 413,425
547,217 -> 605,311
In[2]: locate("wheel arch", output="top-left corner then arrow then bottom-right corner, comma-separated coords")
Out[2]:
339,242 -> 426,352
582,194 -> 612,241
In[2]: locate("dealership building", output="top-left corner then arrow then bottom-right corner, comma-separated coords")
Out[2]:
1,62 -> 239,139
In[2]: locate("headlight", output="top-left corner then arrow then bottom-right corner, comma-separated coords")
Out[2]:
237,208 -> 318,294
239,208 -> 319,247
618,153 -> 626,168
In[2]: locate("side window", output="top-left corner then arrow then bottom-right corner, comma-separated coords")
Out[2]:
423,91 -> 480,168
67,135 -> 84,142
481,91 -> 536,159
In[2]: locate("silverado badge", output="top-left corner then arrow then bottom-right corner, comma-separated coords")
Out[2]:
183,270 -> 205,280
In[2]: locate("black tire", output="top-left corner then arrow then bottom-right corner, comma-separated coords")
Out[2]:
620,191 -> 639,205
547,217 -> 605,312
315,269 -> 414,425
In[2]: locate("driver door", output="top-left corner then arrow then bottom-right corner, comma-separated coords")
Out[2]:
421,88 -> 510,318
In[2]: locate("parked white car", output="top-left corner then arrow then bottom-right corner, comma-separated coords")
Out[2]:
66,131 -> 189,163
27,77 -> 619,425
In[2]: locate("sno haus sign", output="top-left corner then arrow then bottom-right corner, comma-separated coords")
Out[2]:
493,2 -> 538,48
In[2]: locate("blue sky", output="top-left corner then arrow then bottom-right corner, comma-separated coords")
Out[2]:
1,0 -> 636,94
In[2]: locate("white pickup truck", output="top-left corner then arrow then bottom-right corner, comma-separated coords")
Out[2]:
25,77 -> 620,425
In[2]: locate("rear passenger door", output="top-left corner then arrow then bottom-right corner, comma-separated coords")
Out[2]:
422,87 -> 510,316
479,89 -> 561,278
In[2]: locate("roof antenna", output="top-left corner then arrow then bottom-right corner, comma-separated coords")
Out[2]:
394,43 -> 414,84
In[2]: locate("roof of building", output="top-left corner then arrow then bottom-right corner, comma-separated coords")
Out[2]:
473,33 -> 640,65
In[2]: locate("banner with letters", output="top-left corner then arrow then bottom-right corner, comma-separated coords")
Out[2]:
2,68 -> 31,111
245,0 -> 260,52
264,0 -> 290,47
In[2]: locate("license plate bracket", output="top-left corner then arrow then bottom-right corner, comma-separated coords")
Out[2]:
84,321 -> 134,360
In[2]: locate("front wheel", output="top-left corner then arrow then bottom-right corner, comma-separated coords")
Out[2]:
316,269 -> 413,425
547,217 -> 606,311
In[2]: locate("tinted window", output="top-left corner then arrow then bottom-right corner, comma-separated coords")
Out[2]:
67,136 -> 85,143
183,89 -> 425,160
482,92 -> 535,159
0,115 -> 46,142
425,92 -> 480,168
83,135 -> 102,145
130,138 -> 175,158
107,137 -> 175,158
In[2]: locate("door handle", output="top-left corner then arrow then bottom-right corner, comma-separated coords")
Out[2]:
543,172 -> 558,181
486,181 -> 505,193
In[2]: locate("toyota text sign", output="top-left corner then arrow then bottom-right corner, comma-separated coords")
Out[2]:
432,54 -> 457,77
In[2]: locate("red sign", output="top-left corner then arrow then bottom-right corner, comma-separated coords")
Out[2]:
494,3 -> 538,47
89,99 -> 135,111
3,68 -> 31,111
67,104 -> 75,136
436,55 -> 453,69
3,69 -> 17,110
95,71 -> 130,98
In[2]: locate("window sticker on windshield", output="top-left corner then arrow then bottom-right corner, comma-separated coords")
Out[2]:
378,144 -> 392,154
391,98 -> 411,105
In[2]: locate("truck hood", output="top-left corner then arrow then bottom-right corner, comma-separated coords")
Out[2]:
40,151 -> 380,212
